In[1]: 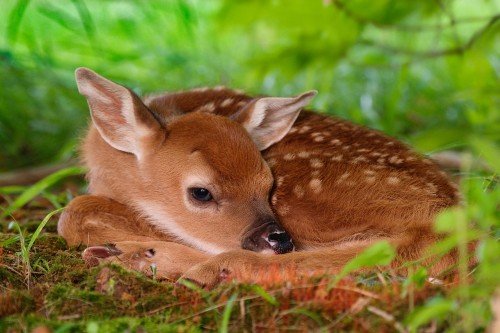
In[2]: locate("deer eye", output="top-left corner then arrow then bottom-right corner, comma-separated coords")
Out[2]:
190,187 -> 213,202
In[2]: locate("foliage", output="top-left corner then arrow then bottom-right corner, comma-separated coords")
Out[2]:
0,0 -> 498,169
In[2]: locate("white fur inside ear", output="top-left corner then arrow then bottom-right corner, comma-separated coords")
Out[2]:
75,67 -> 153,159
243,91 -> 317,150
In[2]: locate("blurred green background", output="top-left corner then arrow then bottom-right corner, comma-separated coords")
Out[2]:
0,0 -> 498,171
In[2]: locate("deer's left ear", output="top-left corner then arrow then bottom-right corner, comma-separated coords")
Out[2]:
233,91 -> 317,150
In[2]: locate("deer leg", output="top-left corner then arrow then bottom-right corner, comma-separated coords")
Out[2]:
83,241 -> 210,280
180,230 -> 460,288
58,195 -> 162,246
58,195 -> 211,277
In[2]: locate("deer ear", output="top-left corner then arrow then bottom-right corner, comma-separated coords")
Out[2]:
75,67 -> 162,159
233,91 -> 317,150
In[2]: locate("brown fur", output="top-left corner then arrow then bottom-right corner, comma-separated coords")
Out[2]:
58,68 -> 461,287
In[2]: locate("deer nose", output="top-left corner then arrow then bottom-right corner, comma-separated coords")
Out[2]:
242,222 -> 294,254
266,228 -> 294,254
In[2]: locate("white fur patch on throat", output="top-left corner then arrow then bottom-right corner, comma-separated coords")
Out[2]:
137,200 -> 225,255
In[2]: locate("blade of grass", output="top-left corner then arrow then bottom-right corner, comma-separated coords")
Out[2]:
27,207 -> 64,252
1,166 -> 86,218
250,284 -> 279,306
0,185 -> 26,195
219,292 -> 238,333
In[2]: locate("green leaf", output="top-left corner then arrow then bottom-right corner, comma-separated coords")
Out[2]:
330,241 -> 395,288
434,207 -> 466,233
469,136 -> 500,174
1,166 -> 86,218
405,298 -> 455,330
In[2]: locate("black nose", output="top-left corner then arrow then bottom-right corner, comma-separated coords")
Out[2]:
266,227 -> 294,254
242,222 -> 294,254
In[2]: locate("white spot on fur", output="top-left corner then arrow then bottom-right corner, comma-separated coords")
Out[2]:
197,102 -> 216,113
331,155 -> 343,162
283,153 -> 295,161
426,182 -> 438,194
389,156 -> 404,164
271,194 -> 278,205
311,132 -> 322,137
386,176 -> 400,185
330,139 -> 341,145
298,151 -> 311,158
277,204 -> 290,216
266,158 -> 277,168
385,141 -> 395,146
357,148 -> 370,153
276,176 -> 285,187
366,176 -> 376,184
364,169 -> 376,175
351,156 -> 368,164
298,125 -> 311,134
310,158 -> 324,168
293,185 -> 305,198
314,136 -> 325,142
214,85 -> 226,91
289,127 -> 298,134
220,98 -> 234,107
309,178 -> 322,193
337,172 -> 350,183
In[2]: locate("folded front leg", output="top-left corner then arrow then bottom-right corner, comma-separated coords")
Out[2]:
180,230 -> 459,288
58,195 -> 166,246
83,241 -> 211,280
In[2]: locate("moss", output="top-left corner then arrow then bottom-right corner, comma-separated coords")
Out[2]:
0,290 -> 35,317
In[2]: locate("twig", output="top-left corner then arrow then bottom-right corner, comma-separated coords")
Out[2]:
330,0 -> 496,32
367,305 -> 408,333
358,14 -> 499,59
142,301 -> 189,316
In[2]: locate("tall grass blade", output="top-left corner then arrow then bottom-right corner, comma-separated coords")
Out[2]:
219,292 -> 238,333
1,166 -> 86,218
27,207 -> 64,252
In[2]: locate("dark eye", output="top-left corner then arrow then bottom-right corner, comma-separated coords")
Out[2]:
190,187 -> 213,202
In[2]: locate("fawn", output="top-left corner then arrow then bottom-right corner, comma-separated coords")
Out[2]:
58,67 -> 461,287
